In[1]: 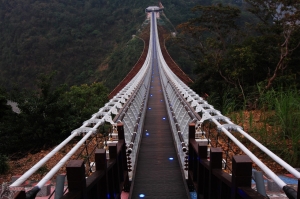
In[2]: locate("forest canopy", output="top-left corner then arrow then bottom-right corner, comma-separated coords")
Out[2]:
175,0 -> 300,105
0,0 -> 203,159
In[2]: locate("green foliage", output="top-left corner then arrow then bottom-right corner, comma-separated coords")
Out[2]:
0,74 -> 108,156
0,88 -> 13,117
0,0 -> 206,158
102,37 -> 144,90
165,38 -> 196,78
37,165 -> 49,175
0,154 -> 9,174
259,88 -> 300,138
251,87 -> 300,166
0,0 -> 202,91
0,0 -> 142,90
62,82 -> 109,121
274,91 -> 300,138
0,88 -> 21,155
221,91 -> 238,115
176,0 -> 300,166
14,73 -> 70,148
178,0 -> 300,99
177,4 -> 242,95
250,0 -> 300,89
160,0 -> 201,25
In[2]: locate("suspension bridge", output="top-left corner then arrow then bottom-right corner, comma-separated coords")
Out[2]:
8,7 -> 300,199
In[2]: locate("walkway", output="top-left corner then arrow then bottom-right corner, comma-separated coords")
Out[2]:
130,15 -> 189,198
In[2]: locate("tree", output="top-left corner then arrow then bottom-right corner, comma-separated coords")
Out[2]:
0,88 -> 11,117
246,0 -> 300,89
16,73 -> 70,150
177,4 -> 242,94
0,87 -> 22,155
0,73 -> 109,155
0,154 -> 9,174
61,82 -> 109,128
177,1 -> 300,103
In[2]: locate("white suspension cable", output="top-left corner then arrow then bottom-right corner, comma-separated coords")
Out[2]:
151,10 -> 300,189
10,19 -> 154,189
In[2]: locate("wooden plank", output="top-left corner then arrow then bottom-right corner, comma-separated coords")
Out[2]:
130,22 -> 189,198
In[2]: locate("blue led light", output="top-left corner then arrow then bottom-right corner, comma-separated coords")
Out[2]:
163,117 -> 166,120
148,107 -> 151,110
150,94 -> 153,96
139,194 -> 145,198
169,157 -> 174,160
160,100 -> 163,102
146,133 -> 149,136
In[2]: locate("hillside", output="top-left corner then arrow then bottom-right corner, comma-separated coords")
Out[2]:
1,0 -> 300,188
0,0 -> 200,91
0,0 -> 144,90
0,0 -> 202,175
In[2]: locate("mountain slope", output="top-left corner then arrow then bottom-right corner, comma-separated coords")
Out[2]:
0,0 -> 200,91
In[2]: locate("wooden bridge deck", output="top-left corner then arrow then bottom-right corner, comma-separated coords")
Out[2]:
130,37 -> 189,198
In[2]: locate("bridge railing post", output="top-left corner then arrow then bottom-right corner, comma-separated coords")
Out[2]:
209,147 -> 223,199
108,143 -> 120,198
189,122 -> 195,139
231,155 -> 252,199
117,122 -> 130,192
117,122 -> 125,140
189,122 -> 211,198
95,149 -> 108,198
197,142 -> 208,198
65,160 -> 87,199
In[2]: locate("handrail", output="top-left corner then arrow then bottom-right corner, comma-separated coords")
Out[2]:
10,14 -> 154,193
9,8 -> 299,199
151,8 -> 300,193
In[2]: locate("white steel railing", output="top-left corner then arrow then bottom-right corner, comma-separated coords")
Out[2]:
10,16 -> 154,193
151,8 -> 300,194
10,8 -> 299,199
